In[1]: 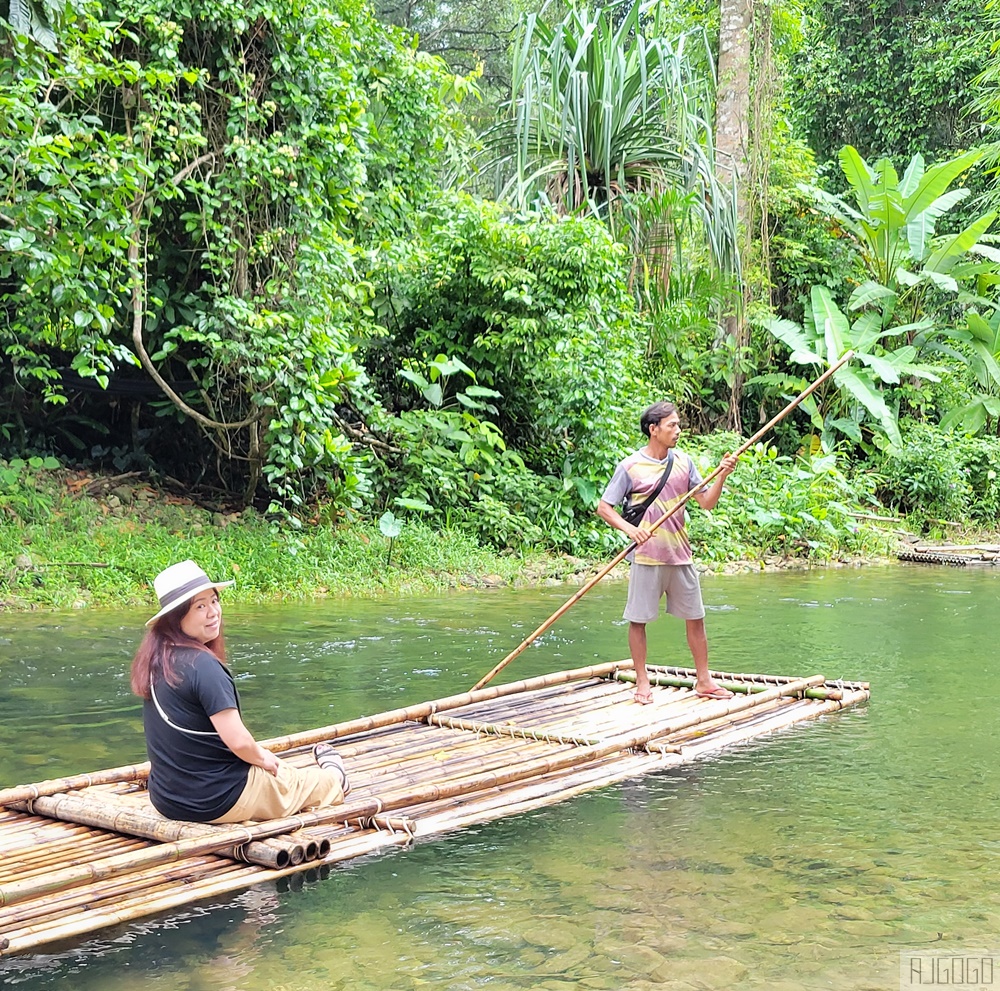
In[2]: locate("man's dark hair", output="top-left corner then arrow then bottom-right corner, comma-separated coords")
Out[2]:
640,401 -> 677,438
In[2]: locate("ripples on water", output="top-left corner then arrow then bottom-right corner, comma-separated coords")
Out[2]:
1,568 -> 998,990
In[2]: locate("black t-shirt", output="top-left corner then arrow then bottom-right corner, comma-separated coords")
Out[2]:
144,647 -> 250,822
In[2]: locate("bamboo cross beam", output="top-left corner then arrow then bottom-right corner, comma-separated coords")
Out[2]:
644,663 -> 869,691
613,670 -> 847,701
470,351 -> 855,691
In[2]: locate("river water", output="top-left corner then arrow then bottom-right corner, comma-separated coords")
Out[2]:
0,566 -> 997,990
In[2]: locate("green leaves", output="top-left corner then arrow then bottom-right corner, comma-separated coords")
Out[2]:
812,146 -> 992,294
760,285 -> 943,452
489,2 -> 737,274
378,511 -> 403,538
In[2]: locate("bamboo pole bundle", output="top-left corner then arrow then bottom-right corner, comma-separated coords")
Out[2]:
0,674 -> 829,911
2,836 -> 148,884
0,762 -> 152,808
0,855 -> 226,930
346,724 -> 552,784
256,837 -> 304,868
0,824 -> 426,958
675,690 -> 869,759
416,691 -> 871,836
428,714 -> 607,748
259,661 -> 631,751
1,858 -> 258,955
0,673 -> 871,957
7,794 -> 314,872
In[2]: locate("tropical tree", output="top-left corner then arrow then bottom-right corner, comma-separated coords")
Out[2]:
1,0 -> 473,515
761,285 -> 941,451
759,145 -> 1000,450
488,1 -> 738,274
793,0 -> 987,174
811,146 -> 998,324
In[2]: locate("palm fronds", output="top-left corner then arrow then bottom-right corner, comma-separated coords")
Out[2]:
485,1 -> 738,276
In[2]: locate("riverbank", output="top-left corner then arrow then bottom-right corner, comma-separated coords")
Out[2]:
0,464 -> 921,612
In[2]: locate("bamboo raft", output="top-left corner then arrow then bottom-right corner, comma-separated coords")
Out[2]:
897,540 -> 1000,567
0,661 -> 869,957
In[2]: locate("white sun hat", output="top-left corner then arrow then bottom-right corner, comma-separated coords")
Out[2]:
146,560 -> 235,626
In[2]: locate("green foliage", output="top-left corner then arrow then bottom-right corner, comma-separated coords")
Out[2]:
810,146 -> 997,312
760,286 -> 936,450
487,1 -> 737,273
0,470 -> 557,608
758,146 -> 1000,451
792,0 -> 988,175
871,419 -> 1000,524
767,133 -> 857,323
0,455 -> 60,523
2,0 -> 58,49
940,309 -> 1000,434
686,435 -> 881,561
364,193 -> 645,551
1,0 -> 474,516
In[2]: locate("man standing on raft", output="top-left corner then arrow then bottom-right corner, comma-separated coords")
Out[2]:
597,401 -> 738,705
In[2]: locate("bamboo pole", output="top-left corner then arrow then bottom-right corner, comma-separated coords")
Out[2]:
6,794 -> 313,872
613,669 -> 847,701
645,663 -> 870,692
471,352 -> 856,691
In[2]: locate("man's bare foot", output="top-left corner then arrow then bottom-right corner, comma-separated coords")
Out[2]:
634,689 -> 654,705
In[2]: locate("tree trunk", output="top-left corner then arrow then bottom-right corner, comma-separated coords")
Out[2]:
716,0 -> 753,433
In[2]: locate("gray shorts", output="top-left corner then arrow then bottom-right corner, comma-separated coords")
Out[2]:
623,563 -> 705,623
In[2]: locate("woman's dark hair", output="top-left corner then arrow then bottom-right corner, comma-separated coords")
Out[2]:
640,401 -> 677,437
130,598 -> 227,699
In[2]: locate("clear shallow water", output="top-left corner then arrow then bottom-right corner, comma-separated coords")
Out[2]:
0,566 -> 997,990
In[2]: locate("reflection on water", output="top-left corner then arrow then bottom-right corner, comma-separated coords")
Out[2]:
1,567 -> 998,989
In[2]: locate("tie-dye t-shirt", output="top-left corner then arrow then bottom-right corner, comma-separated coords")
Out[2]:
601,448 -> 704,566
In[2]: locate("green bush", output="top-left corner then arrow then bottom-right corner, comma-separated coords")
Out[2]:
362,194 -> 649,552
871,420 -> 972,522
873,420 -> 1000,525
686,434 -> 880,560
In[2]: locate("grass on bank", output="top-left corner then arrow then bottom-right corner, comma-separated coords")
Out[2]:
0,458 -> 905,612
0,471 -> 578,611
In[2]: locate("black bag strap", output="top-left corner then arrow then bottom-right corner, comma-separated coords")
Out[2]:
626,450 -> 674,523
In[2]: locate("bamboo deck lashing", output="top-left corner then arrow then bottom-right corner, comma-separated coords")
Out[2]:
0,666 -> 869,957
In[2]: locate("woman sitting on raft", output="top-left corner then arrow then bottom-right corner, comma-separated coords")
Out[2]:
130,559 -> 349,823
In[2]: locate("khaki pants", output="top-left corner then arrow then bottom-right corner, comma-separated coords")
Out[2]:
210,762 -> 344,823
623,562 -> 705,623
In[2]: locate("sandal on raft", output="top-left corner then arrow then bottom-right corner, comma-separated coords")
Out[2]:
633,690 -> 654,705
313,743 -> 351,796
695,687 -> 734,700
